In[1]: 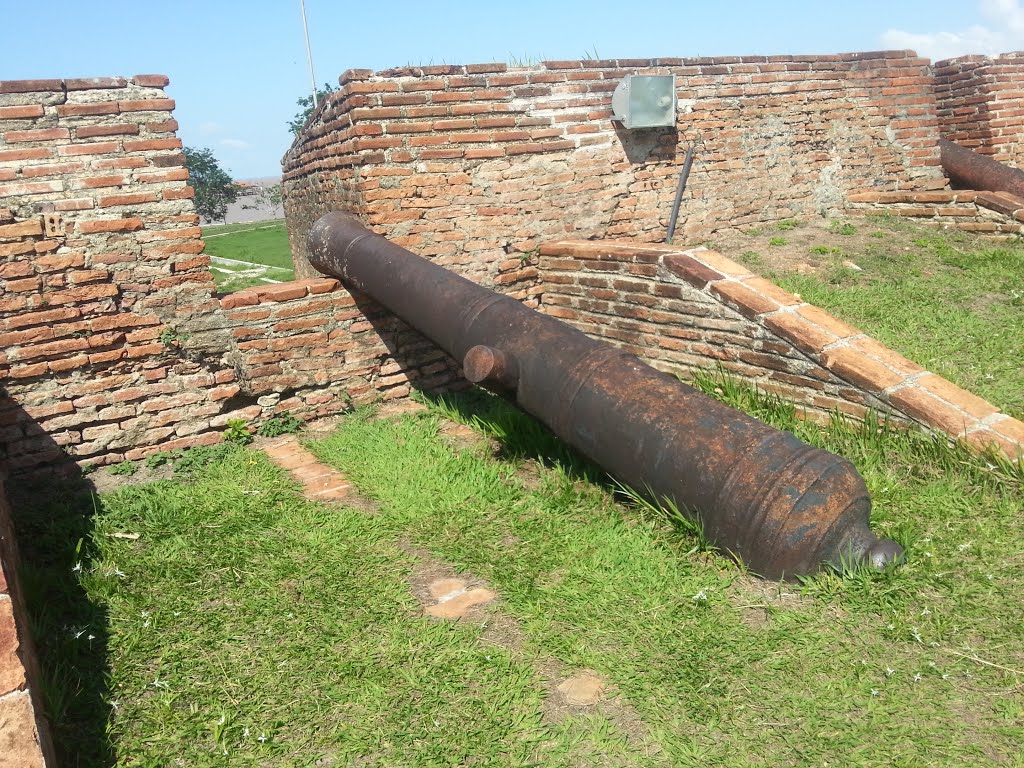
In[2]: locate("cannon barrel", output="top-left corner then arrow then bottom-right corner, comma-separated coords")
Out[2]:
940,138 -> 1024,198
308,212 -> 902,579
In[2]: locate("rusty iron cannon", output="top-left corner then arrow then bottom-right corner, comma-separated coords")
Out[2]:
940,138 -> 1024,199
308,212 -> 902,579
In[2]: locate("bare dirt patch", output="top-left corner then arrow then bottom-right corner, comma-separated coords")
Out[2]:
708,217 -> 903,276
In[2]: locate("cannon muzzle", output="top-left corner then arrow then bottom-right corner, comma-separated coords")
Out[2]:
308,211 -> 902,579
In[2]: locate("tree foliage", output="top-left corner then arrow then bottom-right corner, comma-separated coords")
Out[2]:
184,147 -> 239,223
289,82 -> 338,135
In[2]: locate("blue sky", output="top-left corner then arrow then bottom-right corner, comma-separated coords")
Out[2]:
2,1 -> 1022,179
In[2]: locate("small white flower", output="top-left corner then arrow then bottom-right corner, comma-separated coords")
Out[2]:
885,666 -> 895,677
243,727 -> 250,738
911,627 -> 923,643
913,673 -> 922,683
920,607 -> 931,616
72,562 -> 83,573
923,552 -> 933,558
692,589 -> 708,602
257,734 -> 268,743
870,689 -> 879,696
956,542 -> 971,552
151,678 -> 168,689
217,714 -> 226,726
113,569 -> 126,579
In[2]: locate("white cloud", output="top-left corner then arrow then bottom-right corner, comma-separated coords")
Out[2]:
881,0 -> 1024,61
219,138 -> 251,150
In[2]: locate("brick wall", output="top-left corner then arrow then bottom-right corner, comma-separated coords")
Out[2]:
0,473 -> 54,767
0,77 -> 456,475
934,52 -> 1024,167
282,50 -> 946,288
539,240 -> 1024,461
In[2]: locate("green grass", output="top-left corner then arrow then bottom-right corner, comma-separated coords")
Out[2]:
768,220 -> 1024,419
202,220 -> 295,293
15,383 -> 1024,766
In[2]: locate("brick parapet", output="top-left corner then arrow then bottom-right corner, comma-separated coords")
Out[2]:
0,474 -> 54,767
539,239 -> 1024,461
282,50 -> 946,288
933,52 -> 1024,167
0,77 -> 460,474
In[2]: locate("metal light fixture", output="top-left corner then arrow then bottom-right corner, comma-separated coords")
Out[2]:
611,74 -> 677,129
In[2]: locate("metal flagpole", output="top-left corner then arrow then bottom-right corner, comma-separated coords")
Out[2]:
299,0 -> 318,106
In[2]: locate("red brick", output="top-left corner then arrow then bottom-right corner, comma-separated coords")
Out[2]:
888,386 -> 976,437
21,161 -> 86,177
117,98 -> 175,112
0,219 -> 42,238
0,78 -> 62,93
0,105 -> 44,119
132,74 -> 171,87
3,127 -> 69,143
0,147 -> 51,163
75,123 -> 141,139
38,283 -> 119,305
56,102 -> 119,117
136,168 -> 188,183
162,187 -> 194,200
53,198 -> 94,211
916,373 -> 1000,419
0,261 -> 34,279
77,218 -> 144,234
78,175 -> 125,189
98,192 -> 160,207
122,138 -> 182,152
57,141 -> 121,156
762,312 -> 837,357
0,180 -> 62,197
253,284 -> 309,303
821,344 -> 907,394
663,254 -> 724,287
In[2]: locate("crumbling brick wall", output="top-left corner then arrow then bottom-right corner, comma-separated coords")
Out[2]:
934,52 -> 1024,167
281,50 -> 947,289
0,76 -> 457,475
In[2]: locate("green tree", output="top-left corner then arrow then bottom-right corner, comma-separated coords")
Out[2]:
288,82 -> 338,135
183,146 -> 239,223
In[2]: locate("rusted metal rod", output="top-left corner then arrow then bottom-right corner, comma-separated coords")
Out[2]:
940,138 -> 1024,198
308,212 -> 902,579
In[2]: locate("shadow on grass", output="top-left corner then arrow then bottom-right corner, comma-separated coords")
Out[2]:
416,388 -> 608,486
7,469 -> 114,767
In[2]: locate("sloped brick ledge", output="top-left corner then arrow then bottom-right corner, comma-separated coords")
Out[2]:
540,240 -> 1024,461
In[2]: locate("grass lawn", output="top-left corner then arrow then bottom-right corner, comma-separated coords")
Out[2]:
202,220 -> 295,293
723,218 -> 1024,420
15,376 -> 1024,766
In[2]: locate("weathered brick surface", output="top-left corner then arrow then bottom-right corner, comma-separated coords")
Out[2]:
0,475 -> 54,766
934,52 -> 1024,167
281,52 -> 946,299
539,239 -> 1024,461
0,77 -> 450,474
